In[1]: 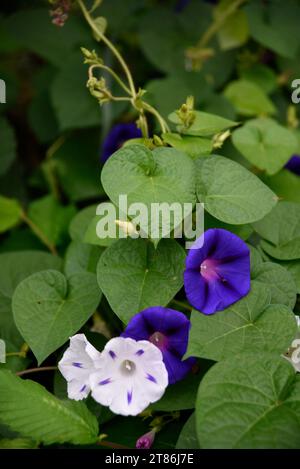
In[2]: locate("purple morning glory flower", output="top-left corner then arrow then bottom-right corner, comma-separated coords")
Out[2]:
285,155 -> 300,176
184,228 -> 250,315
122,307 -> 196,385
101,123 -> 142,163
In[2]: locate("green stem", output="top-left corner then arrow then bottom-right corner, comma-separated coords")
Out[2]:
89,64 -> 131,95
196,0 -> 247,49
21,210 -> 57,256
16,366 -> 57,377
6,352 -> 25,358
96,440 -> 130,449
78,0 -> 136,98
142,102 -> 170,134
170,299 -> 192,312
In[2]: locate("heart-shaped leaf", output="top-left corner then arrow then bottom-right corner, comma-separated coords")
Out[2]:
252,261 -> 297,309
196,155 -> 277,224
196,355 -> 300,448
101,145 -> 196,242
224,79 -> 276,116
186,282 -> 297,361
253,201 -> 300,260
232,118 -> 298,175
12,270 -> 101,364
0,251 -> 62,348
97,238 -> 185,323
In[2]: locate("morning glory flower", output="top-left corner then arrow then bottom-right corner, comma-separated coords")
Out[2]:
58,334 -> 102,400
101,123 -> 142,163
89,337 -> 168,416
184,228 -> 250,315
285,155 -> 300,176
284,315 -> 300,372
122,307 -> 196,384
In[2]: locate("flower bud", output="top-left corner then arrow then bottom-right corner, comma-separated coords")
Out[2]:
136,430 -> 156,449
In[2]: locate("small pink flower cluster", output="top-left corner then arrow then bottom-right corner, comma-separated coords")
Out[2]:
49,0 -> 71,27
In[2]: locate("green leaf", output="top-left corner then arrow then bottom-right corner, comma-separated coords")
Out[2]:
196,155 -> 277,224
150,374 -> 200,412
83,202 -> 124,247
196,355 -> 300,448
97,238 -> 185,323
146,77 -> 187,122
6,8 -> 91,67
28,195 -> 76,246
252,262 -> 297,310
101,145 -> 196,241
0,438 -> 38,449
64,241 -> 104,277
92,17 -> 107,41
232,118 -> 298,175
162,133 -> 212,159
249,244 -> 264,271
0,117 -> 16,176
186,282 -> 297,362
50,52 -> 102,131
262,170 -> 300,204
69,204 -> 98,242
168,110 -> 238,137
240,64 -> 277,94
224,79 -> 276,116
0,250 -> 62,359
283,261 -> 300,294
204,211 -> 253,240
0,370 -> 98,445
246,0 -> 300,59
0,196 -> 22,233
253,202 -> 300,260
0,340 -> 5,364
215,0 -> 249,50
176,414 -> 199,449
12,270 -> 101,364
53,132 -> 104,202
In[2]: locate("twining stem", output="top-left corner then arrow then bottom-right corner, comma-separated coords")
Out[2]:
78,0 -> 169,136
20,210 -> 57,256
196,0 -> 247,49
89,64 -> 131,95
16,366 -> 57,377
142,102 -> 170,134
77,0 -> 136,98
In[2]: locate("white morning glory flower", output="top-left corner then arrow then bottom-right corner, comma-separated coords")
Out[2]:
58,334 -> 102,400
284,315 -> 300,372
89,337 -> 168,416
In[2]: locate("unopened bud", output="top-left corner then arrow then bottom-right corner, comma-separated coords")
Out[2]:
136,430 -> 156,449
212,129 -> 231,149
115,219 -> 138,236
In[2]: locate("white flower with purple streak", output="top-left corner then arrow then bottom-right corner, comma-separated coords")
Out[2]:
58,334 -> 102,400
89,337 -> 168,416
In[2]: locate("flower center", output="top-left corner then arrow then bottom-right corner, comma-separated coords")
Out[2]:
120,359 -> 136,376
200,258 -> 220,281
149,331 -> 168,350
